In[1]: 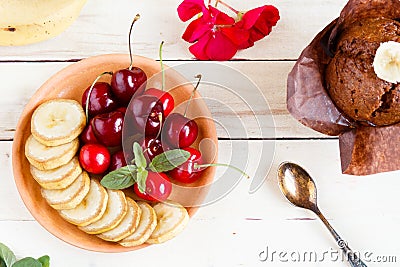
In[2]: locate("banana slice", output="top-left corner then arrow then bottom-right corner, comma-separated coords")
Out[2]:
373,41 -> 400,83
97,198 -> 141,242
41,171 -> 90,210
79,189 -> 127,235
119,202 -> 157,247
30,156 -> 82,190
31,99 -> 86,147
146,201 -> 189,244
0,0 -> 87,46
59,179 -> 108,227
25,135 -> 79,170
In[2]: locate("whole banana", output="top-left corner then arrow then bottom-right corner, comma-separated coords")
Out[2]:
0,0 -> 87,46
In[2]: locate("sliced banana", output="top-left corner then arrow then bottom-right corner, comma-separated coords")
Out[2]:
59,179 -> 108,227
97,198 -> 141,242
79,189 -> 127,235
30,156 -> 82,190
0,0 -> 87,46
146,201 -> 189,244
373,41 -> 400,83
31,99 -> 86,147
41,171 -> 90,210
25,135 -> 79,170
119,202 -> 157,247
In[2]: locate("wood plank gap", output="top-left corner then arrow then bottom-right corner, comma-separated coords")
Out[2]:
217,137 -> 338,141
0,59 -> 82,63
0,219 -> 34,222
0,137 -> 338,142
0,59 -> 298,63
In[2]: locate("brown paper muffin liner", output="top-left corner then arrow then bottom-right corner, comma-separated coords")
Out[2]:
287,0 -> 400,175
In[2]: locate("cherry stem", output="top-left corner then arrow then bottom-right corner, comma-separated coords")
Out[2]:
85,71 -> 113,123
208,0 -> 212,5
216,0 -> 239,14
159,41 -> 165,91
194,163 -> 250,179
128,14 -> 140,71
155,113 -> 163,139
183,74 -> 202,118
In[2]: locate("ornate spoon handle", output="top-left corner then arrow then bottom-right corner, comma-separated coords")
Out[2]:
314,209 -> 367,267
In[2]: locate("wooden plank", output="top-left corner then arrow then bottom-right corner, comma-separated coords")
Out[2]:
2,218 -> 397,267
2,140 -> 400,265
0,0 -> 347,61
4,139 -> 400,220
0,61 -> 325,140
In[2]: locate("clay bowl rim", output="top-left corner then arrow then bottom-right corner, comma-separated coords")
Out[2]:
12,54 -> 218,252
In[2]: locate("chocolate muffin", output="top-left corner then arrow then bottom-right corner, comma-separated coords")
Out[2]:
325,17 -> 400,126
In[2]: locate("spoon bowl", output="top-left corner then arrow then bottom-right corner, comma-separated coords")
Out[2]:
277,162 -> 317,210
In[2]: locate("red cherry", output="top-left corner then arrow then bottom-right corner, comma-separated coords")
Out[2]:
110,68 -> 147,105
82,82 -> 118,117
140,137 -> 164,162
91,111 -> 124,147
79,144 -> 111,174
110,14 -> 147,104
168,147 -> 203,183
129,94 -> 164,137
144,88 -> 174,117
80,119 -> 99,144
116,107 -> 127,114
109,150 -> 127,171
133,172 -> 172,202
162,113 -> 198,148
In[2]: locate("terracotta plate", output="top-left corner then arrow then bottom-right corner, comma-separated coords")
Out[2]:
12,54 -> 217,252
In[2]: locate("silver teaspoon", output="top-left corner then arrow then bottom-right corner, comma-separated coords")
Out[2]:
277,162 -> 367,267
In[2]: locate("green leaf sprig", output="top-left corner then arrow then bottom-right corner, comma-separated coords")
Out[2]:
0,242 -> 49,267
101,142 -> 190,193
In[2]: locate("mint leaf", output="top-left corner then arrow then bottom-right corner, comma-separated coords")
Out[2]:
101,165 -> 137,190
1,259 -> 7,267
149,149 -> 190,173
12,257 -> 41,267
136,169 -> 148,193
133,142 -> 147,170
0,243 -> 16,267
37,256 -> 49,267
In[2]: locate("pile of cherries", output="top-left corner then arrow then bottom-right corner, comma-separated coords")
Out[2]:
78,62 -> 205,202
78,15 -> 207,202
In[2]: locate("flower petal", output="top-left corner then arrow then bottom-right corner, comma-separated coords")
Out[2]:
189,32 -> 211,60
208,5 -> 235,25
237,39 -> 254,50
239,5 -> 279,31
182,17 -> 211,43
205,31 -> 237,61
178,0 -> 208,22
238,6 -> 265,30
236,5 -> 280,48
249,26 -> 268,43
221,26 -> 249,46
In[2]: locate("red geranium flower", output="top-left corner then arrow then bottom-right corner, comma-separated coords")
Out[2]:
236,5 -> 280,49
177,0 -> 280,60
178,2 -> 248,60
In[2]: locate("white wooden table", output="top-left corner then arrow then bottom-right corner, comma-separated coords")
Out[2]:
1,0 -> 399,266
